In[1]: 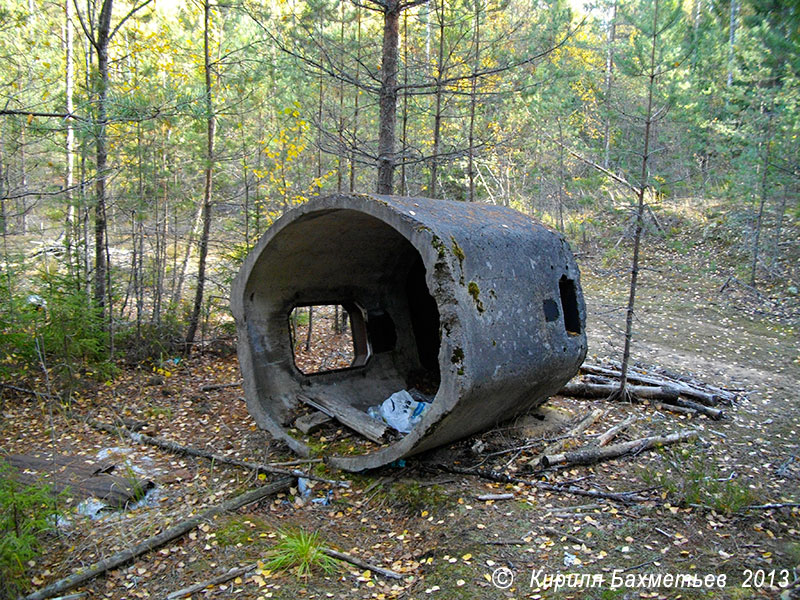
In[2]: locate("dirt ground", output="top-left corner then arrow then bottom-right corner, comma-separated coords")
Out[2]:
2,238 -> 799,600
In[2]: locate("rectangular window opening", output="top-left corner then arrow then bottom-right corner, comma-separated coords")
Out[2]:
559,276 -> 581,335
289,304 -> 366,375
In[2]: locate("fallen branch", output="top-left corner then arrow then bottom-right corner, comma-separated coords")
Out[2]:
427,464 -> 648,504
267,458 -> 323,467
23,478 -> 293,600
596,415 -> 637,447
0,383 -> 58,400
742,502 -> 800,511
668,397 -> 724,420
528,408 -> 605,468
580,364 -> 730,406
165,541 -> 402,598
322,548 -> 403,580
476,493 -> 514,501
541,430 -> 698,469
562,381 -> 724,420
86,419 -> 349,488
543,526 -> 589,546
653,402 -> 697,417
200,381 -> 242,392
166,564 -> 257,599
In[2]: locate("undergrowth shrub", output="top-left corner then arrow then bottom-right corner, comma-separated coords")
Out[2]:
0,268 -> 113,398
0,460 -> 62,598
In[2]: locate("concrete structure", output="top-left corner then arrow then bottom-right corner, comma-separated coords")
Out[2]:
231,194 -> 587,471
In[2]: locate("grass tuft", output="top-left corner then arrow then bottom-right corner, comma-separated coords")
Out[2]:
264,527 -> 337,577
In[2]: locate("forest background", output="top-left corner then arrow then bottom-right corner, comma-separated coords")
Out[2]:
0,0 -> 797,397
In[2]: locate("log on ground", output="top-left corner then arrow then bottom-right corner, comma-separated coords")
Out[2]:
560,382 -> 680,401
23,478 -> 293,600
541,430 -> 698,468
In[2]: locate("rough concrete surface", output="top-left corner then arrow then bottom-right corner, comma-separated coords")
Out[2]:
231,194 -> 587,471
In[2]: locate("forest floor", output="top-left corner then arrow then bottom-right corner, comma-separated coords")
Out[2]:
2,230 -> 799,600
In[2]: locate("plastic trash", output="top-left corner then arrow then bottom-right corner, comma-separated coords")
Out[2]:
311,490 -> 334,505
297,477 -> 312,498
367,389 -> 430,434
563,552 -> 579,567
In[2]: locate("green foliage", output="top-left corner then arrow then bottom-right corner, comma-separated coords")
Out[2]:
639,448 -> 757,515
388,481 -> 452,515
115,310 -> 185,364
0,266 -> 113,396
264,527 -> 337,577
0,460 -> 61,597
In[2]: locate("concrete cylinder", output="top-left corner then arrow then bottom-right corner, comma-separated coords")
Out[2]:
231,194 -> 587,471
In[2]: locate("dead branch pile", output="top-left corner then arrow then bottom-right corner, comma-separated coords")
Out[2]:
554,361 -> 739,420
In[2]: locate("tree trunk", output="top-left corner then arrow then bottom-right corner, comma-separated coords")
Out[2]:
185,0 -> 215,351
429,0 -> 446,198
305,305 -> 313,351
400,11 -> 409,195
17,122 -> 28,233
173,192 -> 204,308
94,0 -> 113,315
350,7 -> 361,193
64,0 -> 76,277
727,0 -> 736,87
557,117 -> 565,231
618,0 -> 660,395
602,0 -> 616,169
750,117 -> 772,287
467,0 -> 481,202
376,1 -> 400,195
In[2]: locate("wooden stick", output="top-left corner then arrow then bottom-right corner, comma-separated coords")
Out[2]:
562,382 -> 723,420
165,541 -> 403,598
528,408 -> 604,468
669,397 -> 724,420
428,464 -> 648,504
544,503 -> 603,513
596,415 -> 637,447
200,381 -> 242,392
541,430 -> 697,468
742,502 -> 800,511
611,359 -> 739,403
166,564 -> 257,599
543,526 -> 589,546
267,458 -> 323,467
476,493 -> 514,501
653,402 -> 697,417
0,383 -> 57,400
560,382 -> 680,401
23,479 -> 294,600
86,419 -> 349,488
580,364 -> 726,406
321,548 -> 403,579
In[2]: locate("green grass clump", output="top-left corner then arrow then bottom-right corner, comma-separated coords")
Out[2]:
264,528 -> 337,577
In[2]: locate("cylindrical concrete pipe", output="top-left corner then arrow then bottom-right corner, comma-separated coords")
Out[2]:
231,194 -> 587,471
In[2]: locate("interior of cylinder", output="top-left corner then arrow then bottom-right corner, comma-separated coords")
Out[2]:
245,209 -> 441,417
